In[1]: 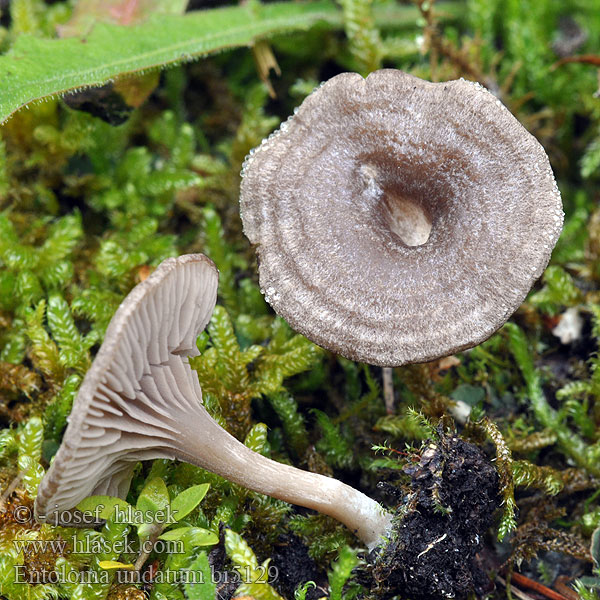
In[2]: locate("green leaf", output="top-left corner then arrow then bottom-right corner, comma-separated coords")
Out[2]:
573,578 -> 600,597
593,527 -> 600,569
294,581 -> 317,600
26,300 -> 64,381
18,416 -> 45,495
528,265 -> 582,315
76,495 -> 132,520
244,422 -> 268,454
313,409 -> 352,469
225,528 -> 258,570
18,416 -> 43,463
159,526 -> 218,545
137,476 -> 170,514
505,322 -> 597,477
38,213 -> 83,267
182,527 -> 220,548
0,429 -> 17,459
184,551 -> 216,600
450,384 -> 486,407
44,373 -> 81,441
0,1 -> 344,124
267,392 -> 309,457
373,408 -> 436,441
46,293 -> 89,372
171,483 -> 210,522
16,270 -> 43,304
158,526 -> 194,541
328,546 -> 359,600
512,460 -> 563,496
202,205 -> 244,314
582,135 -> 600,179
338,0 -> 381,75
225,529 -> 284,600
0,139 -> 7,199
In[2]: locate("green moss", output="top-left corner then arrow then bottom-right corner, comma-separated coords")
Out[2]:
1,0 -> 600,597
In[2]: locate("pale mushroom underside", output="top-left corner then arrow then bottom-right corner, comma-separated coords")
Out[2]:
34,254 -> 219,524
34,253 -> 391,547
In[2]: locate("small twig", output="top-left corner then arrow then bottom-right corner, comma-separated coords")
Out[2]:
134,523 -> 164,571
251,40 -> 281,99
552,54 -> 600,69
554,576 -> 580,600
496,575 -> 537,600
509,572 -> 573,600
415,0 -> 495,89
0,472 -> 23,512
382,367 -> 394,414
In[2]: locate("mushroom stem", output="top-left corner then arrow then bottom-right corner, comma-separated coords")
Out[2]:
134,523 -> 163,571
174,407 -> 393,550
382,367 -> 395,414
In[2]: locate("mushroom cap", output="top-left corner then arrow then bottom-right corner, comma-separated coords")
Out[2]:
34,254 -> 218,524
240,70 -> 563,367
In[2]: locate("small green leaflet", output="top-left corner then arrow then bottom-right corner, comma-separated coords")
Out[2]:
137,476 -> 170,514
158,526 -> 218,545
75,495 -> 131,520
171,483 -> 210,522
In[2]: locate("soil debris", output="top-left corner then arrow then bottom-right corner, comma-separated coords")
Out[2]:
363,434 -> 500,599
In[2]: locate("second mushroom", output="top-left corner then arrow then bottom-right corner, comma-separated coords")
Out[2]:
240,69 -> 563,366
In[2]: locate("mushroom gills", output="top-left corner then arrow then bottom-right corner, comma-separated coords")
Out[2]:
34,253 -> 393,550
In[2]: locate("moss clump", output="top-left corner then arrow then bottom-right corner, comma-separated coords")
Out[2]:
361,434 -> 499,599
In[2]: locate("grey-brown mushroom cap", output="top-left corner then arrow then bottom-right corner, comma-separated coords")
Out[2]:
34,254 -> 219,524
240,69 -> 564,367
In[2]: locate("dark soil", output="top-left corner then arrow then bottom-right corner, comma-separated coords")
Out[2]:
270,533 -> 322,600
362,434 -> 501,599
209,529 -> 241,600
